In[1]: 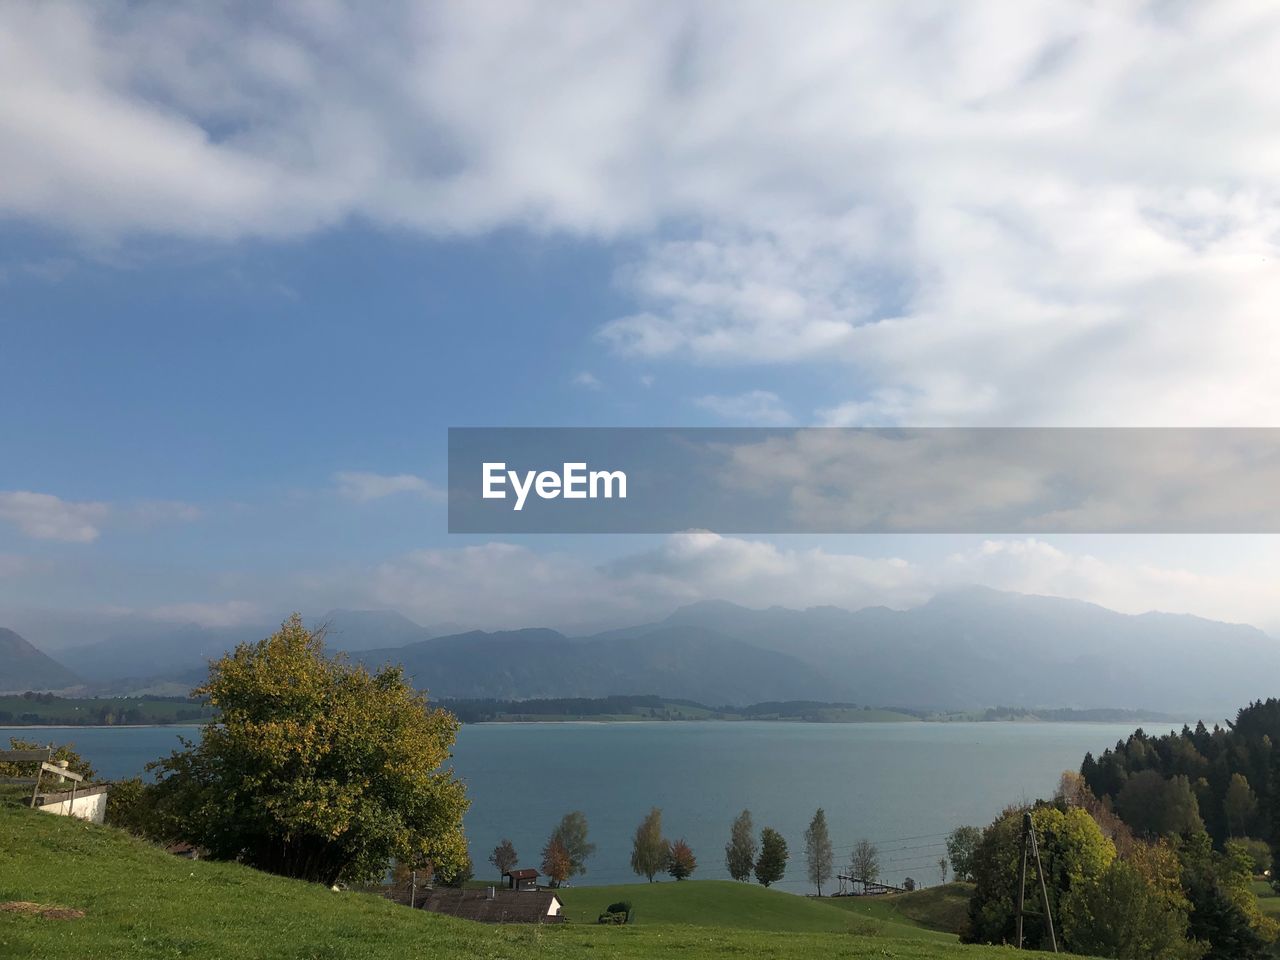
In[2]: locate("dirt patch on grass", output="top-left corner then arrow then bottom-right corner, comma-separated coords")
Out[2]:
0,900 -> 86,920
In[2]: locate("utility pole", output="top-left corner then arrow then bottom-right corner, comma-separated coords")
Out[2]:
410,869 -> 417,909
1014,812 -> 1058,953
1015,815 -> 1028,947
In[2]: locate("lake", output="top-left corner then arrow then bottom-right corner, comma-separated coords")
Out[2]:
1,720 -> 1171,890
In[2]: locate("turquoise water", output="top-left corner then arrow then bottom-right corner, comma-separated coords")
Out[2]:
2,720 -> 1173,889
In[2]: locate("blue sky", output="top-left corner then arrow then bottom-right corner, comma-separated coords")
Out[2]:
3,2 -> 1280,644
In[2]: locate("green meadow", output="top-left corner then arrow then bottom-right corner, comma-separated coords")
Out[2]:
0,802 -> 1100,960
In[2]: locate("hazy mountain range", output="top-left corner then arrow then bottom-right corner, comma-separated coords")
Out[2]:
2,589 -> 1277,712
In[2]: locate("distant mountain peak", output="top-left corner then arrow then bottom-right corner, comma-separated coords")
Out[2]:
667,598 -> 754,618
0,627 -> 81,693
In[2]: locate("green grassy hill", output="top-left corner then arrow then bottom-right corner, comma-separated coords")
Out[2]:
0,802 -> 1094,959
556,880 -> 955,940
824,883 -> 974,934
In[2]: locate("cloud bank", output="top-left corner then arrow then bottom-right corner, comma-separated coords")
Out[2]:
4,2 -> 1280,426
362,533 -> 1280,635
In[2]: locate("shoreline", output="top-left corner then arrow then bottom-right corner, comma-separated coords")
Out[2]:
1,716 -> 1196,730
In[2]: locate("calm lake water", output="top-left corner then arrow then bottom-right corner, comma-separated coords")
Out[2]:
2,720 -> 1176,890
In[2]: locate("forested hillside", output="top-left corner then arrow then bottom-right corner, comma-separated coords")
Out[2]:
1082,699 -> 1280,845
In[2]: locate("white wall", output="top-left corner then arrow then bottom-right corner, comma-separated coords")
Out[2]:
36,789 -> 108,824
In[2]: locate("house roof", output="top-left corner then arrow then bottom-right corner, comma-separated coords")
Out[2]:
503,868 -> 539,880
416,888 -> 563,924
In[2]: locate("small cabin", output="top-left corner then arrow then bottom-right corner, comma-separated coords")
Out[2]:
417,887 -> 563,924
503,867 -> 540,891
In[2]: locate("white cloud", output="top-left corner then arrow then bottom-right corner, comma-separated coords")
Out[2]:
366,537 -> 919,631
572,371 -> 602,389
369,543 -> 647,630
604,532 -> 924,613
0,491 -> 108,542
2,2 -> 1279,426
356,532 -> 1280,635
94,600 -> 264,628
941,538 -> 1280,633
12,532 -> 1280,638
138,600 -> 264,628
333,471 -> 442,503
709,429 -> 1280,533
693,390 -> 792,425
130,500 -> 203,524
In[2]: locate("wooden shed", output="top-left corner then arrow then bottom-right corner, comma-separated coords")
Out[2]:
417,887 -> 563,924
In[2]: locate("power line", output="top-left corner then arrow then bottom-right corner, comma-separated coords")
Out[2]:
831,831 -> 951,852
868,831 -> 951,845
832,839 -> 947,856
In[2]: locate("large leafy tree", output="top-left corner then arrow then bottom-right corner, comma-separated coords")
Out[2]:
725,809 -> 757,881
966,804 -> 1116,950
631,807 -> 669,882
550,810 -> 596,880
149,614 -> 469,886
755,827 -> 788,887
1061,860 -> 1203,960
804,807 -> 834,895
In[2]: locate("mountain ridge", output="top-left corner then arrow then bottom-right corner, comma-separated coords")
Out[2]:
3,588 -> 1276,710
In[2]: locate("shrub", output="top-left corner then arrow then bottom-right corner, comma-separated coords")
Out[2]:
598,900 -> 632,924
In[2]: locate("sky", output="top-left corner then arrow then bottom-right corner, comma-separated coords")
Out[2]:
3,0 -> 1280,646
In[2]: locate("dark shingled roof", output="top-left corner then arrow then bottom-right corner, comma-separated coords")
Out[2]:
416,888 -> 563,924
504,868 -> 539,880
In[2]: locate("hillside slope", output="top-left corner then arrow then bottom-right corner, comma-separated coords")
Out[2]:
0,628 -> 79,693
0,803 -> 1095,960
556,881 -> 955,940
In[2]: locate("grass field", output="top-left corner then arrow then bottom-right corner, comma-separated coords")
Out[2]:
556,880 -> 954,940
0,694 -> 213,726
823,883 -> 973,934
1254,880 -> 1280,917
0,802 -> 1097,959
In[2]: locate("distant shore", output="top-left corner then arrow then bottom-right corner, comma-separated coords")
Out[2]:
4,716 -> 1193,729
1,692 -> 1197,730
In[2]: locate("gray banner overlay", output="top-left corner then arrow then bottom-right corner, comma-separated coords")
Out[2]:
448,428 -> 1280,534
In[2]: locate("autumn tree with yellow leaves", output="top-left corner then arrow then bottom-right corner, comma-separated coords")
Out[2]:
149,614 -> 469,886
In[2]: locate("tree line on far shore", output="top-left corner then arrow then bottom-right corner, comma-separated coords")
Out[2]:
479,804 -> 893,894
